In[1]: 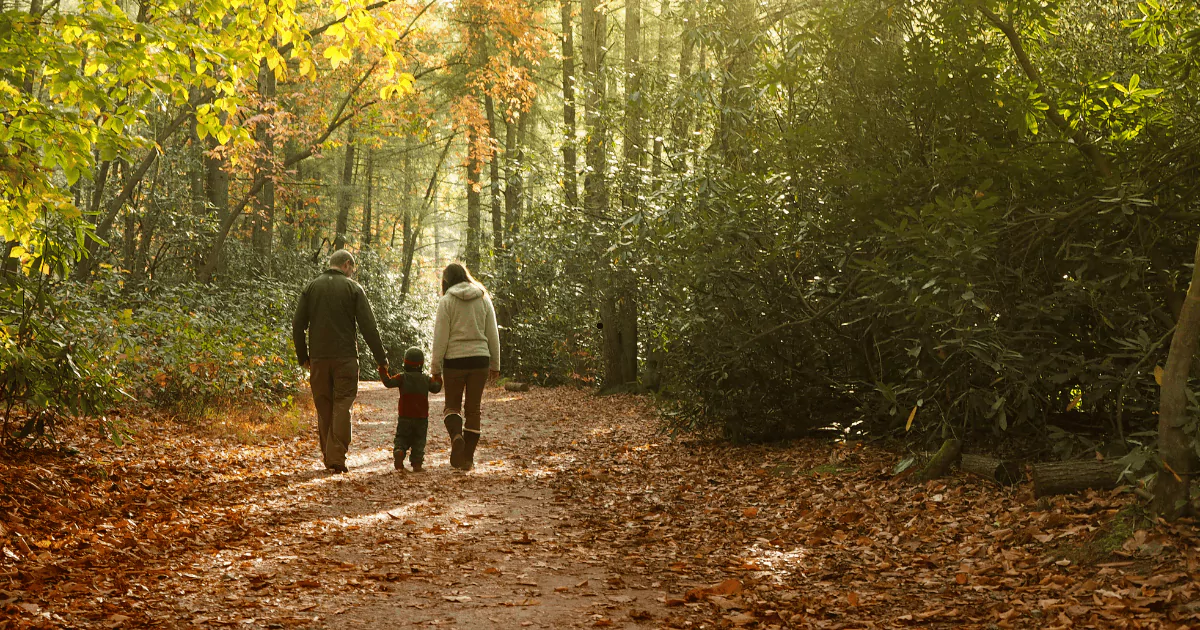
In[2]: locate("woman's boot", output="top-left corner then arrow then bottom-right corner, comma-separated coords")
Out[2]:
444,413 -> 466,469
462,429 -> 480,471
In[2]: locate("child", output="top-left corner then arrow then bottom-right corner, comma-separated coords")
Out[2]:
378,347 -> 442,472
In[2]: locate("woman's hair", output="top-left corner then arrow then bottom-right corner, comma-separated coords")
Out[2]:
441,262 -> 481,295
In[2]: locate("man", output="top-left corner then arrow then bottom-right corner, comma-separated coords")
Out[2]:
292,249 -> 389,473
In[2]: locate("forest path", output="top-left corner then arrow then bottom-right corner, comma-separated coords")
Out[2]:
157,385 -> 677,629
4,385 -> 1198,629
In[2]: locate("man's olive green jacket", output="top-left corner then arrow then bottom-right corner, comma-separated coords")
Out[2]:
292,269 -> 387,366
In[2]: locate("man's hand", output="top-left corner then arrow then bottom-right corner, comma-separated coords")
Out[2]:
432,373 -> 443,385
377,365 -> 391,380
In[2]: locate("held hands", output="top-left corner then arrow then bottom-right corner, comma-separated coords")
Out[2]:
378,364 -> 391,380
432,373 -> 444,386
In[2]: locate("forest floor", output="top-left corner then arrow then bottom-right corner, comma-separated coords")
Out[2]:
1,385 -> 1199,629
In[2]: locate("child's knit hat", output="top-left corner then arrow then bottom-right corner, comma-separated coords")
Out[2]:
403,347 -> 425,368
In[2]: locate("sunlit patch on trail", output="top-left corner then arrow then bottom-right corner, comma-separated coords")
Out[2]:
739,544 -> 810,582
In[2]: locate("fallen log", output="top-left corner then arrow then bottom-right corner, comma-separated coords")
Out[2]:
915,439 -> 961,482
503,381 -> 531,392
960,453 -> 1023,486
1031,460 -> 1126,497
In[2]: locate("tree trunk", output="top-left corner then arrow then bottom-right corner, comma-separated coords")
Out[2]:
650,0 -> 668,185
252,59 -> 276,267
561,0 -> 579,209
599,287 -> 639,387
335,125 -> 357,250
362,148 -> 374,248
485,95 -> 503,252
122,206 -> 137,274
465,122 -> 482,270
400,138 -> 416,298
1154,232 -> 1200,519
670,4 -> 695,171
622,0 -> 643,213
513,110 -> 529,237
205,138 -> 230,223
1032,460 -> 1125,498
581,0 -> 608,221
504,112 -> 522,245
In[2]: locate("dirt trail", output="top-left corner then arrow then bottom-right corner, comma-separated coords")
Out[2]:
154,384 -> 675,629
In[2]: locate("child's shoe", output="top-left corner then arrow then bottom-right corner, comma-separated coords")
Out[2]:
394,460 -> 407,472
411,463 -> 423,473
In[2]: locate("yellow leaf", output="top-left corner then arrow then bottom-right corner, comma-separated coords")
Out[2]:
1154,365 -> 1164,386
905,405 -> 917,432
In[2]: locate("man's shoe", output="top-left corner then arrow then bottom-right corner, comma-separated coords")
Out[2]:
331,463 -> 348,473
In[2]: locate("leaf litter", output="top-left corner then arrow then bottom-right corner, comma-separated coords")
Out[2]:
0,385 -> 1197,628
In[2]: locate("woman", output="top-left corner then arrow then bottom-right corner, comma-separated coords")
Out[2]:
431,263 -> 500,470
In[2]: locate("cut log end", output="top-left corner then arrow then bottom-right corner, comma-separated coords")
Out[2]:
503,381 -> 531,392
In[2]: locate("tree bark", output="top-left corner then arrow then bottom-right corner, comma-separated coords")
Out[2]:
1032,460 -> 1125,498
581,0 -> 608,220
486,95 -> 503,252
561,0 -> 579,208
205,137 -> 230,223
960,454 -> 1023,486
622,0 -> 643,213
362,148 -> 374,247
252,59 -> 276,266
504,112 -> 522,245
400,137 -> 416,297
465,121 -> 482,271
513,110 -> 529,236
670,4 -> 695,172
335,125 -> 357,250
1154,232 -> 1200,518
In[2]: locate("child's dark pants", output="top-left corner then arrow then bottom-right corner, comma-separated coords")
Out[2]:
394,416 -> 429,467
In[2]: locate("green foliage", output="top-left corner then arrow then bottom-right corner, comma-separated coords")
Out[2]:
498,0 -> 1200,458
0,221 -> 123,447
65,270 -> 304,416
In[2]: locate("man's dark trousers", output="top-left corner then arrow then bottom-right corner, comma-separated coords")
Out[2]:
310,357 -> 359,468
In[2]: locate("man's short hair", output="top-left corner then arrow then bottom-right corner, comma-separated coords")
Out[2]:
329,249 -> 355,269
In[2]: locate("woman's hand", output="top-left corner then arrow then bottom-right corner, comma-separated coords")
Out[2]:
488,370 -> 500,384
